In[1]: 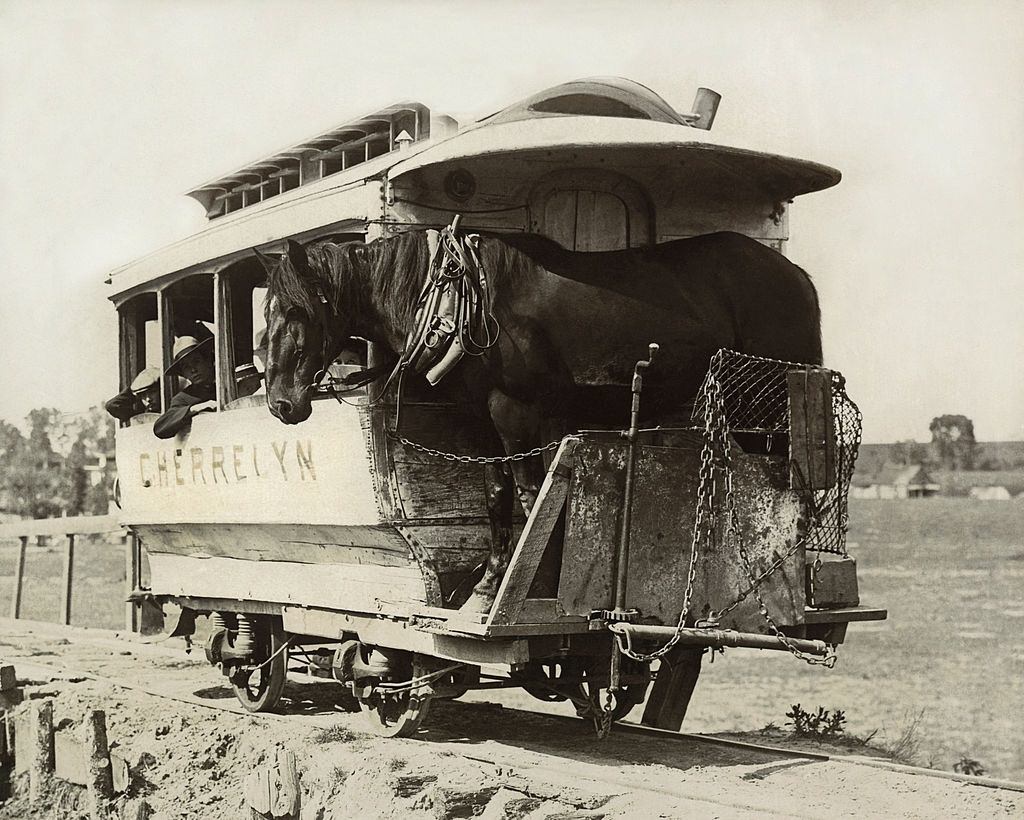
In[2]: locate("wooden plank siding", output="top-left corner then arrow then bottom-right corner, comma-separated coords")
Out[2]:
148,553 -> 428,614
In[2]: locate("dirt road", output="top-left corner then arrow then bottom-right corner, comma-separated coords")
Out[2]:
0,619 -> 1019,819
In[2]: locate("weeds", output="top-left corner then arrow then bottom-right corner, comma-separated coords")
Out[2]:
786,704 -> 846,738
312,725 -> 357,744
953,757 -> 986,776
885,709 -> 924,766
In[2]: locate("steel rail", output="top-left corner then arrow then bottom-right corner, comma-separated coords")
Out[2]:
14,654 -> 1024,797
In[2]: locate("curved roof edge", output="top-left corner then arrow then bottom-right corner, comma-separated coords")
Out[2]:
478,76 -> 692,127
388,117 -> 841,199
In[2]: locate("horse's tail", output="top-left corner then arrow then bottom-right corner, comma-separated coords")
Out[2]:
796,262 -> 824,366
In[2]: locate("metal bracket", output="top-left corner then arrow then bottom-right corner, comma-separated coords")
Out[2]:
589,608 -> 640,623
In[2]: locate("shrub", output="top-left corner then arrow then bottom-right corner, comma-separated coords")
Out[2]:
785,704 -> 846,738
953,757 -> 986,776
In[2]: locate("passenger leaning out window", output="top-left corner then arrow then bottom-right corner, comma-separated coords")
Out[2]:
153,335 -> 217,439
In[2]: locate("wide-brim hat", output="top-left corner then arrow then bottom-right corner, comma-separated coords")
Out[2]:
129,365 -> 162,394
164,335 -> 214,376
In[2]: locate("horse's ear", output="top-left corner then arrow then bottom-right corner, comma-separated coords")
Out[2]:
286,239 -> 311,276
253,247 -> 277,274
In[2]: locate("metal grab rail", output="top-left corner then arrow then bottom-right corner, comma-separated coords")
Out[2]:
609,622 -> 831,657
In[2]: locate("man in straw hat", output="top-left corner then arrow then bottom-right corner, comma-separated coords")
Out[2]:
153,334 -> 217,439
104,365 -> 162,422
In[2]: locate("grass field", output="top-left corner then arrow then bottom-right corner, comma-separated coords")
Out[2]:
0,535 -> 129,629
1,498 -> 1022,779
683,498 -> 1024,780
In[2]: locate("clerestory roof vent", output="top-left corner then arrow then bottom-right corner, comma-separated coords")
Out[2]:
479,77 -> 719,130
187,101 -> 433,220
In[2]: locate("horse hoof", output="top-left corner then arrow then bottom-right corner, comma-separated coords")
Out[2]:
458,591 -> 494,615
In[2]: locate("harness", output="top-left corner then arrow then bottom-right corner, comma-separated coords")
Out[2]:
401,215 -> 499,385
310,215 -> 499,405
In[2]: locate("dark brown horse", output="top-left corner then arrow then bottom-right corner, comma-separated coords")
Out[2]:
257,230 -> 822,611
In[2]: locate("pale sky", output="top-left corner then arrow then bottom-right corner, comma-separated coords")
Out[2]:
1,0 -> 1021,443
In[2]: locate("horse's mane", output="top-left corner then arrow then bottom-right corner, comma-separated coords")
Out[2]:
366,231 -> 540,328
264,242 -> 375,326
266,230 -> 541,334
264,253 -> 320,321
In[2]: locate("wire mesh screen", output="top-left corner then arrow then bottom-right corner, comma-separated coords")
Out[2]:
692,349 -> 862,555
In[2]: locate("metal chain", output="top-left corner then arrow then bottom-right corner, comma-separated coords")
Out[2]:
714,375 -> 836,667
613,364 -> 836,667
594,690 -> 616,739
612,379 -> 722,663
390,433 -> 567,464
711,535 -> 804,624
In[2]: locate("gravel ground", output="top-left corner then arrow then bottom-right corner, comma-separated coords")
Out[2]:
0,620 -> 1020,819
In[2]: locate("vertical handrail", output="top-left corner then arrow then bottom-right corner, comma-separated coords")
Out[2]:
125,532 -> 140,632
60,534 -> 75,626
10,535 -> 27,619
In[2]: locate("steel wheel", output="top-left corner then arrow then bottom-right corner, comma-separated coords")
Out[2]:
230,617 -> 288,713
357,654 -> 432,738
511,659 -> 580,702
435,664 -> 480,701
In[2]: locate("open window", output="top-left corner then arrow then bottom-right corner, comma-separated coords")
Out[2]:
160,273 -> 215,409
217,256 -> 270,410
115,292 -> 160,426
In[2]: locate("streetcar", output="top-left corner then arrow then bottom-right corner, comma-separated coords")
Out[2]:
109,77 -> 885,736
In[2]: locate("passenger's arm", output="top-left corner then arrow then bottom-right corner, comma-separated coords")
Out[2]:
153,393 -> 214,439
104,389 -> 139,423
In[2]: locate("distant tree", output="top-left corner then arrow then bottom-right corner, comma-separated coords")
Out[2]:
890,439 -> 931,466
0,420 -> 26,513
0,407 -> 115,519
58,408 -> 116,516
3,408 -> 64,518
929,414 -> 978,470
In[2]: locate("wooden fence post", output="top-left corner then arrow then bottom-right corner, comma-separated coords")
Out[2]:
10,536 -> 27,620
61,533 -> 76,626
83,709 -> 113,819
246,747 -> 300,819
29,698 -> 54,803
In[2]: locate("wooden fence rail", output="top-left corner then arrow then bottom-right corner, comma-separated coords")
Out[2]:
0,515 -> 142,632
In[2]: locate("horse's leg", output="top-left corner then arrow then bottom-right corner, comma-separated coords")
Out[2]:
458,460 -> 514,613
459,387 -> 547,614
487,387 -> 547,515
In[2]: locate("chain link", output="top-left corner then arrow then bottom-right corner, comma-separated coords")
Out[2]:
614,354 -> 837,667
390,433 -> 567,464
594,689 -> 616,739
613,378 -> 722,663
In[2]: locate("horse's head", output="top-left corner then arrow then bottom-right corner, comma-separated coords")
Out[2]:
257,240 -> 340,424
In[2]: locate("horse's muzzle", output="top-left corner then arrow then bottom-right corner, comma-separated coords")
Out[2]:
270,397 -> 312,424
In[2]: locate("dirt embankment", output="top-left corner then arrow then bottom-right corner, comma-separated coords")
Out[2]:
0,622 -> 1020,820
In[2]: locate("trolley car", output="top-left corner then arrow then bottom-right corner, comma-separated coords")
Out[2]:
109,78 -> 885,736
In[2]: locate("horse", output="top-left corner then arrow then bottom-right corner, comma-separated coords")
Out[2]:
256,230 -> 822,612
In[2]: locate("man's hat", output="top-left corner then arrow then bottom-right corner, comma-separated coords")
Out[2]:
165,335 -> 214,376
129,366 -> 161,394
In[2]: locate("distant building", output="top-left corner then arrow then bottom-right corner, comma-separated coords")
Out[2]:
851,463 -> 941,499
969,486 -> 1011,501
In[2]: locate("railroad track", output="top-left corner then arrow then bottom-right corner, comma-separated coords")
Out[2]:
4,620 -> 1022,819
13,651 -> 1024,795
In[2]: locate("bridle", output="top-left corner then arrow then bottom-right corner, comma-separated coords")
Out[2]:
289,272 -> 404,405
273,217 -> 498,411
